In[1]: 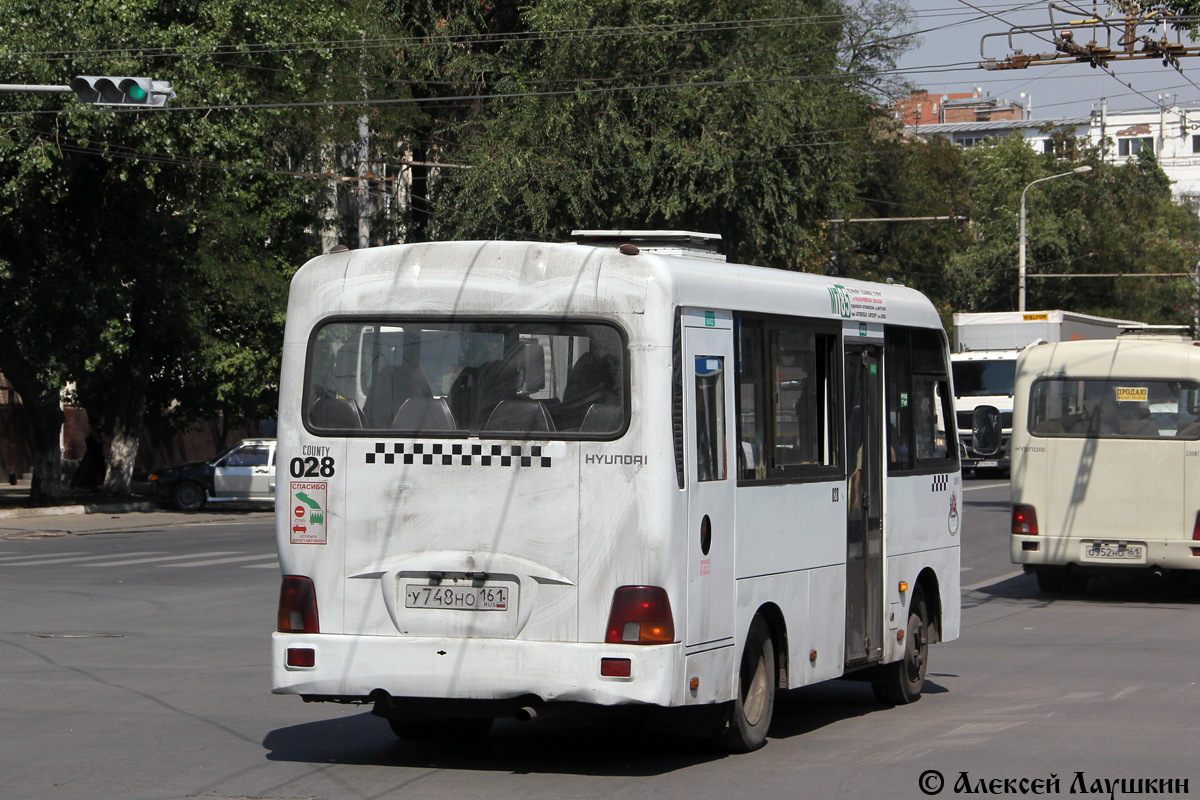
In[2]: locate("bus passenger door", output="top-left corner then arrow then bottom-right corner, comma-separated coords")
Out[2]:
684,314 -> 736,647
844,344 -> 884,666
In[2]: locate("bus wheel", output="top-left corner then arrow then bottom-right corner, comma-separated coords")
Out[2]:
872,589 -> 928,705
387,716 -> 493,742
717,616 -> 776,752
172,481 -> 205,513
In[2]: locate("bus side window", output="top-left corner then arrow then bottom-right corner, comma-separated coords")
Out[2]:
884,329 -> 913,471
734,318 -> 766,480
695,356 -> 727,482
734,316 -> 838,481
889,327 -> 955,469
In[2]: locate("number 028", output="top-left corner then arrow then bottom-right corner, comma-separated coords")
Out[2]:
290,456 -> 335,478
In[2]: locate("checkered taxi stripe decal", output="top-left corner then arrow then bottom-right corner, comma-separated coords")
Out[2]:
365,442 -> 552,468
931,474 -> 949,492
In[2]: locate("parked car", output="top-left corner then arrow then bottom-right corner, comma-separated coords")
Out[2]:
148,438 -> 276,512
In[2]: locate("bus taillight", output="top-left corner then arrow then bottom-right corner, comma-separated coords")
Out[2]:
605,586 -> 675,644
1012,505 -> 1039,536
1192,512 -> 1200,556
278,575 -> 320,633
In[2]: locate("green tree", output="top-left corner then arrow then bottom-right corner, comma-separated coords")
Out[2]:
432,0 -> 903,271
0,0 -> 366,499
840,134 -> 972,309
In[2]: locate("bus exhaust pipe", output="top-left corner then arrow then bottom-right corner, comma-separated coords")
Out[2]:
515,706 -> 538,722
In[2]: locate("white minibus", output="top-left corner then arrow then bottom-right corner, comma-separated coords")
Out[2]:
271,232 -> 962,751
1011,333 -> 1200,592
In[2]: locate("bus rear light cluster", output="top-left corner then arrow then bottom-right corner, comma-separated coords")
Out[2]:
604,586 -> 675,644
1012,505 -> 1039,536
1192,512 -> 1200,555
277,575 -> 320,633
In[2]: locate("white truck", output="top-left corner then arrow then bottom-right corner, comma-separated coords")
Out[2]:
952,310 -> 1143,472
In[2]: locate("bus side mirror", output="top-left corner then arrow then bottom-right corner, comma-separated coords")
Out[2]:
972,405 -> 1002,456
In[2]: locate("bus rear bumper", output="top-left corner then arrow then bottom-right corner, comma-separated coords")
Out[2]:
271,633 -> 727,709
1011,535 -> 1200,573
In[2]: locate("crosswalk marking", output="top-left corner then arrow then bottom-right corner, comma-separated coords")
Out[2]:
85,551 -> 243,568
162,553 -> 278,568
0,551 -> 167,567
0,551 -> 88,563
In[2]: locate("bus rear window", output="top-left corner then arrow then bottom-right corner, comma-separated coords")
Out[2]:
304,319 -> 626,438
1028,378 -> 1200,439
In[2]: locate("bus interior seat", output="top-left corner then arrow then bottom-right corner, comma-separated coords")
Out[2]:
1116,403 -> 1158,436
555,351 -> 619,431
469,358 -> 519,429
482,342 -> 554,432
327,346 -> 359,400
310,396 -> 364,429
579,403 -> 622,433
392,396 -> 457,432
485,399 -> 556,432
1176,420 -> 1200,438
363,363 -> 434,428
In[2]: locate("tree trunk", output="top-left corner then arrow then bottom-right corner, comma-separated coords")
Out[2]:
0,329 -> 64,503
102,358 -> 149,497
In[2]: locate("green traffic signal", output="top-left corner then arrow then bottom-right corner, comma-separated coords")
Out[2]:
69,76 -> 174,107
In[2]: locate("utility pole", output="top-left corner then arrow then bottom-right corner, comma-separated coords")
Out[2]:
357,114 -> 370,250
356,14 -> 372,250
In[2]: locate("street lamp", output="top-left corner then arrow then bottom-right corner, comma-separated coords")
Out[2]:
1018,165 -> 1092,311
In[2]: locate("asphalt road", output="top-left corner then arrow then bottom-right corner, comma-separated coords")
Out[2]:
1,481 -> 1196,800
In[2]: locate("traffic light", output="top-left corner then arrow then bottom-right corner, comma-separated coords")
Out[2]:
69,76 -> 175,107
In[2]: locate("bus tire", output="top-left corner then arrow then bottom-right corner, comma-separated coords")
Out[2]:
717,616 -> 776,752
872,589 -> 928,705
172,481 -> 206,513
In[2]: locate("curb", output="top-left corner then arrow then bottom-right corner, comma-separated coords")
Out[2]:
0,501 -> 157,521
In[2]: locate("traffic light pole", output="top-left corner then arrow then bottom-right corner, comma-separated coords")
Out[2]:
0,84 -> 71,93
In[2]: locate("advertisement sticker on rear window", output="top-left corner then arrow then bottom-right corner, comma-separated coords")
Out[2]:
290,481 -> 328,544
1115,386 -> 1148,402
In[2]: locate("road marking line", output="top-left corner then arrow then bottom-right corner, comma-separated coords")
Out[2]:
162,553 -> 278,568
243,562 -> 281,569
85,551 -> 242,567
0,551 -> 167,567
963,482 -> 1008,492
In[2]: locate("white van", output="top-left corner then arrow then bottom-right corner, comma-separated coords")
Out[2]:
271,234 -> 961,750
1010,334 -> 1200,592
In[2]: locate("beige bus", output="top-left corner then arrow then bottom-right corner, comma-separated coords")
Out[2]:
1010,333 -> 1200,593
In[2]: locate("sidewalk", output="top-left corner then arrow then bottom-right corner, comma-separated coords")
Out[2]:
0,476 -> 273,537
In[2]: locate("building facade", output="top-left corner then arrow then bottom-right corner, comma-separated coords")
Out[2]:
903,94 -> 1200,204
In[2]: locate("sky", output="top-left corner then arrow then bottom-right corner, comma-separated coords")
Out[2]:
896,0 -> 1200,119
